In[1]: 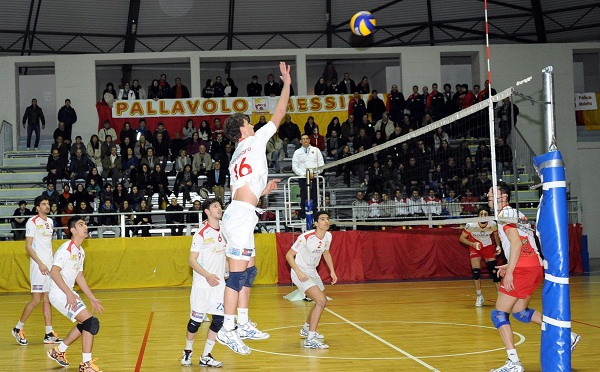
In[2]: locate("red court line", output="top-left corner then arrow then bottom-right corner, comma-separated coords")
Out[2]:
135,311 -> 154,372
572,319 -> 600,329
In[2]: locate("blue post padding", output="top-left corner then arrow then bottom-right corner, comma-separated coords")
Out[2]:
581,235 -> 589,273
305,199 -> 313,230
533,151 -> 571,372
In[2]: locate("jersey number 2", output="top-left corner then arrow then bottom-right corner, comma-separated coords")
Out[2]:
234,157 -> 253,178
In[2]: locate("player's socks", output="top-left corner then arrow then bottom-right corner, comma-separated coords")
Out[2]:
224,315 -> 236,331
82,353 -> 92,363
476,289 -> 482,296
302,322 -> 310,332
58,342 -> 69,353
185,339 -> 194,350
203,339 -> 215,356
16,321 -> 24,330
46,326 -> 53,334
308,331 -> 317,340
506,349 -> 519,363
237,308 -> 249,325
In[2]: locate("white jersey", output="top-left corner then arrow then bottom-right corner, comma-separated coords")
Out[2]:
229,121 -> 276,200
25,215 -> 54,266
190,220 -> 227,288
50,240 -> 85,292
291,230 -> 332,274
497,205 -> 542,267
463,221 -> 497,247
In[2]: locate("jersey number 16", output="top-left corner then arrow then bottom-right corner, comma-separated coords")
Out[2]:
233,157 -> 253,178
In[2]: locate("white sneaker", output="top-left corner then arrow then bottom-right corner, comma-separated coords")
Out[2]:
180,349 -> 192,366
299,327 -> 325,339
475,294 -> 485,307
26,148 -> 30,151
304,337 -> 329,349
216,328 -> 250,355
34,147 -> 38,151
571,332 -> 581,351
237,320 -> 270,340
200,353 -> 223,368
489,360 -> 524,372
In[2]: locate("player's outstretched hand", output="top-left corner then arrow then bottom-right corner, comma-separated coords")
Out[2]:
206,273 -> 220,287
262,179 -> 281,196
330,272 -> 338,285
90,298 -> 104,315
279,62 -> 291,86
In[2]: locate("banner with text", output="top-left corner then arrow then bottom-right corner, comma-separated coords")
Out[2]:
575,92 -> 598,111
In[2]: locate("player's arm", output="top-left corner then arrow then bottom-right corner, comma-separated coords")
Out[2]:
496,226 -> 522,291
261,178 -> 281,197
188,251 -> 220,287
49,265 -> 80,311
271,62 -> 292,129
322,250 -> 337,285
24,236 -> 49,274
285,243 -> 308,282
75,271 -> 103,314
493,230 -> 502,254
459,230 -> 476,248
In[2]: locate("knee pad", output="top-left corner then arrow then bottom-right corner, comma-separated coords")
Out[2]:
209,315 -> 224,333
226,271 -> 247,292
472,268 -> 481,280
244,266 -> 258,287
76,323 -> 84,333
513,308 -> 535,323
486,260 -> 501,282
491,310 -> 510,329
187,319 -> 202,334
82,316 -> 100,335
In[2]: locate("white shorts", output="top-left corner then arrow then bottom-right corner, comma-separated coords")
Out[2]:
49,289 -> 87,322
30,259 -> 52,293
291,269 -> 324,294
222,201 -> 258,261
190,284 -> 225,322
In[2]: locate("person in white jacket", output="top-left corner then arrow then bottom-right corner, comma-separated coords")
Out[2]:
292,135 -> 324,219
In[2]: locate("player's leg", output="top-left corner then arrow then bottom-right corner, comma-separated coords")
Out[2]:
237,259 -> 270,340
484,258 -> 501,291
200,315 -> 224,367
13,291 -> 42,346
74,308 -> 101,371
42,291 -> 62,344
470,255 -> 484,307
490,292 -> 523,372
181,314 -> 203,366
302,285 -> 329,349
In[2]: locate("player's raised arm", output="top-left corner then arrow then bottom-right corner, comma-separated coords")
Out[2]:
271,62 -> 292,129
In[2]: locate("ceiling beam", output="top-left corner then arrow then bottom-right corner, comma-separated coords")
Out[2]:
530,0 -> 547,42
426,0 -> 434,46
123,0 -> 141,53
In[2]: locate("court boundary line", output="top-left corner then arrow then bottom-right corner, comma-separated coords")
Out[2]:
324,308 -> 440,371
134,311 -> 154,372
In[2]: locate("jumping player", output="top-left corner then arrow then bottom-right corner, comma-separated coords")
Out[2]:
216,61 -> 292,355
459,208 -> 501,307
285,211 -> 337,349
47,216 -> 104,372
181,198 -> 226,367
12,195 -> 62,346
488,182 -> 580,372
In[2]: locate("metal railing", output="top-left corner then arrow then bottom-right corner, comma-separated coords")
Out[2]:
0,121 -> 14,166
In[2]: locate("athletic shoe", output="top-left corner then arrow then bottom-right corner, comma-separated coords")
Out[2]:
26,148 -> 30,151
571,332 -> 581,351
303,337 -> 329,349
47,346 -> 69,367
180,349 -> 192,366
489,360 -> 524,372
237,320 -> 270,340
299,328 -> 325,339
43,331 -> 63,344
200,353 -> 223,368
302,296 -> 313,302
216,328 -> 251,355
475,294 -> 485,307
11,328 -> 28,346
78,358 -> 102,372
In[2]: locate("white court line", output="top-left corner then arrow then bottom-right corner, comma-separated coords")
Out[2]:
324,308 -> 441,371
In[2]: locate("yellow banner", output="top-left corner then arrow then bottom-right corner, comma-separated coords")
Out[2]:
582,93 -> 600,131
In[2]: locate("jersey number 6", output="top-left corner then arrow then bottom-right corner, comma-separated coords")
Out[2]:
234,157 -> 253,178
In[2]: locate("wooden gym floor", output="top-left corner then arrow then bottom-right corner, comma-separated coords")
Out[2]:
1,277 -> 598,371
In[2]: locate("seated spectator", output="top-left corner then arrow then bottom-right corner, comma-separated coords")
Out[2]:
335,145 -> 352,187
367,160 -> 384,194
278,115 -> 301,157
135,119 -> 152,142
198,120 -> 212,142
182,119 -> 197,144
53,121 -> 71,147
187,132 -> 204,157
433,127 -> 450,151
460,188 -> 479,216
382,158 -> 399,196
102,146 -> 122,188
212,118 -> 224,140
59,183 -> 75,211
133,199 -> 152,237
153,122 -> 171,145
45,148 -> 68,185
121,147 -> 139,188
11,200 -> 32,240
101,135 -> 117,159
70,136 -> 88,158
267,132 -> 283,173
140,147 -> 159,170
495,136 -> 513,178
309,127 -> 325,151
67,149 -> 98,189
136,163 -> 154,199
210,132 -> 229,159
128,185 -> 144,211
119,200 -> 135,237
102,82 -> 117,105
170,132 -> 186,162
174,164 -> 197,206
475,141 -> 492,171
367,191 -> 381,218
85,167 -> 104,190
472,171 -> 492,200
402,157 -> 427,194
326,117 -> 342,138
185,199 -> 202,226
99,183 -> 113,205
87,135 -> 103,172
379,192 -> 395,218
85,178 -> 101,206
61,202 -> 75,238
304,116 -> 318,136
205,160 -> 228,203
406,188 -> 425,217
192,144 -> 212,177
152,131 -> 170,170
120,136 -> 134,159
374,112 -> 395,141
51,135 -> 69,161
351,191 -> 369,223
326,130 -> 343,159
97,199 -> 120,238
73,183 -> 92,207
423,189 -> 442,216
120,122 -> 136,145
41,182 -> 60,208
112,182 -> 127,209
98,120 -> 117,144
151,164 -> 170,209
165,196 -> 185,236
353,145 -> 369,187
173,148 -> 191,174
443,189 -> 462,217
429,163 -> 445,195
76,200 -> 96,229
134,135 -> 152,159
394,189 -> 409,218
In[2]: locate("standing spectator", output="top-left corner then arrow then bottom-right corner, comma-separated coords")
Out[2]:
335,145 -> 352,187
292,135 -> 325,219
328,78 -> 344,95
165,196 -> 185,236
374,112 -> 395,141
212,76 -> 226,97
11,200 -> 32,240
130,79 -> 147,99
341,114 -> 357,142
112,182 -> 127,209
405,86 -> 423,124
314,77 -> 328,95
202,79 -> 214,98
367,160 -> 384,194
57,99 -> 77,143
102,82 -> 117,105
97,199 -> 120,238
12,196 -> 62,347
498,97 -> 519,141
278,115 -> 301,157
135,120 -> 153,142
205,160 -> 228,203
246,75 -> 262,97
266,133 -> 283,173
224,77 -> 238,97
253,116 -> 268,132
171,77 -> 190,98
367,90 -> 386,124
148,79 -> 162,100
118,81 -> 134,100
426,83 -> 445,121
22,98 -> 45,150
340,72 -> 356,94
386,84 -> 405,123
357,76 -> 370,94
264,73 -> 280,96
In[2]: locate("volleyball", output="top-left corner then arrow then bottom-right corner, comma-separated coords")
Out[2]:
351,11 -> 376,36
